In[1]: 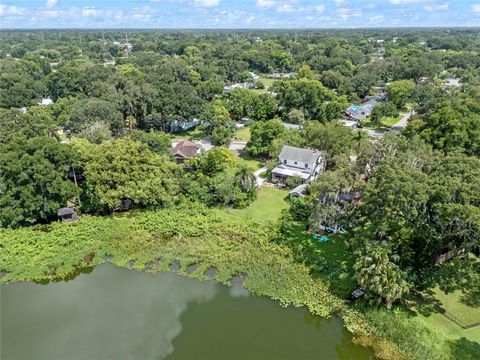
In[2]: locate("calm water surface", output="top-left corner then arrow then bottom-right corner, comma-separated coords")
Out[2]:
1,264 -> 373,360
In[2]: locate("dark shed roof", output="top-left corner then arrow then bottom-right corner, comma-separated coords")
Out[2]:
57,207 -> 74,216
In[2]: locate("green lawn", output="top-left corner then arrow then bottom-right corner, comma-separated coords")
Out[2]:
409,286 -> 480,344
217,186 -> 289,225
171,127 -> 205,140
413,308 -> 480,344
433,288 -> 480,329
234,152 -> 263,171
360,113 -> 405,130
250,76 -> 276,94
281,222 -> 356,297
234,126 -> 251,141
381,114 -> 403,127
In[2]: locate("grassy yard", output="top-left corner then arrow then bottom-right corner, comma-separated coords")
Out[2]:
217,186 -> 289,225
382,114 -> 403,127
360,113 -> 404,130
250,76 -> 276,94
433,288 -> 480,329
234,152 -> 264,171
409,287 -> 480,344
234,126 -> 251,141
413,307 -> 480,344
171,127 -> 205,141
280,222 -> 357,298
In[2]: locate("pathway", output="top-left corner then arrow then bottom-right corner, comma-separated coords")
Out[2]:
253,166 -> 268,187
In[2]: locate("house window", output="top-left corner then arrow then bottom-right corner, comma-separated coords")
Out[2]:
305,164 -> 308,169
294,161 -> 297,165
283,159 -> 287,164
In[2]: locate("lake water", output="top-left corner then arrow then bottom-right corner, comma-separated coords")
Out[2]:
1,264 -> 373,360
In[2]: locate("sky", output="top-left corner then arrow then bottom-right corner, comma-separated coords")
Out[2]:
0,0 -> 479,29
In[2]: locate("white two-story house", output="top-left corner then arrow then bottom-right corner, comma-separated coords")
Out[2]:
272,146 -> 325,184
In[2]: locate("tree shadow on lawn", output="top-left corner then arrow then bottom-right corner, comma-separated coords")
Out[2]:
433,257 -> 480,308
448,337 -> 480,360
408,289 -> 445,318
405,256 -> 480,329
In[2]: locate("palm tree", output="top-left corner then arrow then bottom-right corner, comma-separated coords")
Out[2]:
125,115 -> 137,131
234,165 -> 256,194
354,243 -> 410,308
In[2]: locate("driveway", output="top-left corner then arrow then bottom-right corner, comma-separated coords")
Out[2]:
229,141 -> 247,152
253,166 -> 268,186
391,109 -> 414,131
197,136 -> 214,151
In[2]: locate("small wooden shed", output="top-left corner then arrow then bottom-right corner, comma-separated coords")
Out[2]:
57,207 -> 79,222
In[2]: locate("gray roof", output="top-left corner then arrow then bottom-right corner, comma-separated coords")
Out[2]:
57,207 -> 74,216
278,146 -> 322,165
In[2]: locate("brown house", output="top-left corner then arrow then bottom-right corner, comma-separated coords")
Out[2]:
171,140 -> 200,163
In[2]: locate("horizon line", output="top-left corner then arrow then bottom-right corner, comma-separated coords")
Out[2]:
2,26 -> 480,31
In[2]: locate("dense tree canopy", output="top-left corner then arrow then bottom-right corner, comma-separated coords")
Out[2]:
273,79 -> 348,122
0,137 -> 78,228
75,139 -> 180,212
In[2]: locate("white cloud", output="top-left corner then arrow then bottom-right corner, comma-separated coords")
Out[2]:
194,0 -> 220,7
45,0 -> 58,9
132,6 -> 156,22
256,0 -> 310,13
334,0 -> 346,4
371,15 -> 384,22
151,0 -> 220,7
277,3 -> 302,13
424,3 -> 449,12
246,15 -> 255,24
256,0 -> 276,8
472,4 -> 480,15
82,7 -> 101,17
337,7 -> 362,21
0,5 -> 27,16
315,5 -> 326,13
133,14 -> 150,21
43,10 -> 60,18
389,0 -> 430,4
